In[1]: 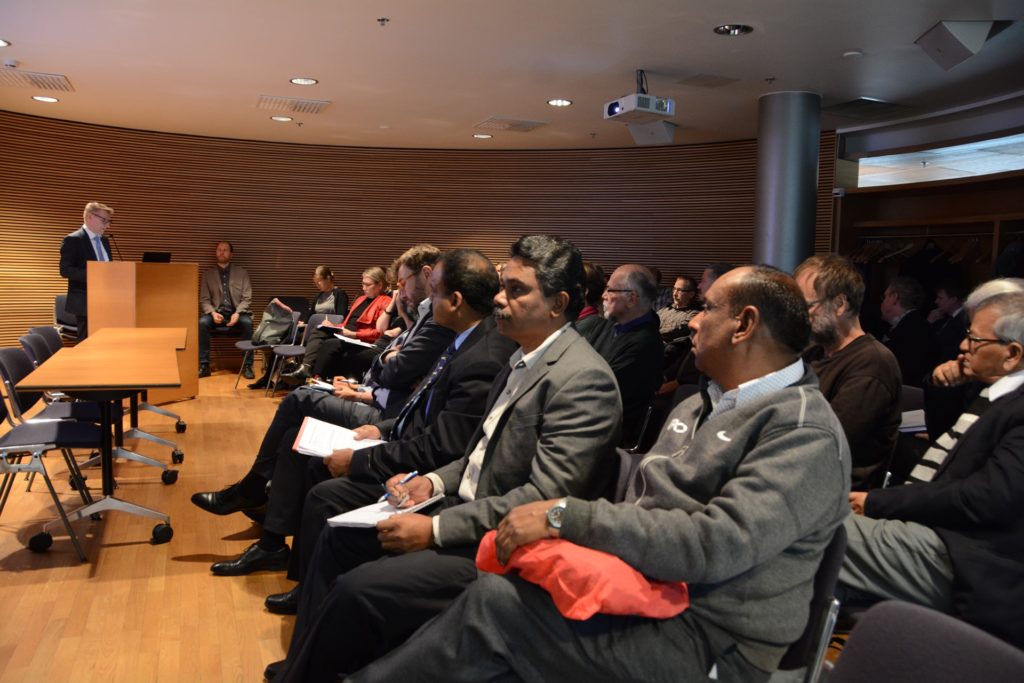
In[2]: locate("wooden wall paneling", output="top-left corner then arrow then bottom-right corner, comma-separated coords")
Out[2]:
1,111 -> 835,357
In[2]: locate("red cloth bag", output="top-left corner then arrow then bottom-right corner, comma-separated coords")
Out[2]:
476,530 -> 689,620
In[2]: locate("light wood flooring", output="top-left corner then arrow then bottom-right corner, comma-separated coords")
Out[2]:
0,370 -> 292,682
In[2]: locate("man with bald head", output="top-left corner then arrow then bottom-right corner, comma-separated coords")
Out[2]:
601,263 -> 664,445
351,265 -> 851,682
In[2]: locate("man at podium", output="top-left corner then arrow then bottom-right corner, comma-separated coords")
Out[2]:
198,240 -> 253,377
59,201 -> 115,340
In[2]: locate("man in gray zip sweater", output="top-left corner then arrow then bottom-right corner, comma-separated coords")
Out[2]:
349,265 -> 851,683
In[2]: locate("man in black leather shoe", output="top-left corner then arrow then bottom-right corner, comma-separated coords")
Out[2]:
263,250 -> 517,611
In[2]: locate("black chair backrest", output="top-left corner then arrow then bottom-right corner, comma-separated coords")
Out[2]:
0,347 -> 44,416
829,601 -> 1024,682
55,294 -> 77,329
28,326 -> 64,354
19,334 -> 53,367
778,524 -> 848,670
276,295 -> 312,323
899,384 -> 924,413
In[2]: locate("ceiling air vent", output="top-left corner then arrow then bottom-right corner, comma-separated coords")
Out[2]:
475,116 -> 548,133
824,97 -> 911,121
0,68 -> 74,91
256,95 -> 331,114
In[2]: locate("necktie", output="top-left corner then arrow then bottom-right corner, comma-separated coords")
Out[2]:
93,236 -> 107,261
393,342 -> 456,439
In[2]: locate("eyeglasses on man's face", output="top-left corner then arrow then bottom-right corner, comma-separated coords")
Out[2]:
89,213 -> 112,225
964,329 -> 1009,351
673,287 -> 696,294
605,288 -> 634,295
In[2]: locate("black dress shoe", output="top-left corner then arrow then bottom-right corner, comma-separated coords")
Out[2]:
198,364 -> 211,378
280,365 -> 311,386
264,660 -> 285,681
265,585 -> 299,615
190,484 -> 267,516
211,543 -> 290,576
241,365 -> 255,380
248,374 -> 270,390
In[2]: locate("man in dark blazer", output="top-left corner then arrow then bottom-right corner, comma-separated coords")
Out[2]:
270,234 -> 622,682
880,275 -> 937,387
841,291 -> 1024,648
59,201 -> 115,340
257,250 -> 518,611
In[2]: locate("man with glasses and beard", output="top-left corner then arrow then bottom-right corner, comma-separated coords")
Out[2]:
795,255 -> 902,490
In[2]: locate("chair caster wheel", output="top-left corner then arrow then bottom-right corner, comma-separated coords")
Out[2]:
29,532 -> 53,553
152,524 -> 173,544
171,450 -> 184,464
161,469 -> 179,485
175,420 -> 187,433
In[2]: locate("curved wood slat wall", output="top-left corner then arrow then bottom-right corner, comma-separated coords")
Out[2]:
0,111 -> 835,357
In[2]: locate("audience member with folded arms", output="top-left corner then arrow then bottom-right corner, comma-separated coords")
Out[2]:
280,266 -> 391,385
349,265 -> 850,683
795,254 -> 902,490
258,249 -> 517,614
270,234 -> 622,682
198,240 -> 253,378
839,285 -> 1024,649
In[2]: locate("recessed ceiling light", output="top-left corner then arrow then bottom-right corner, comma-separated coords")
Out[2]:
547,98 -> 573,107
290,77 -> 318,86
270,115 -> 293,122
0,39 -> 11,48
473,133 -> 492,139
713,24 -> 753,36
32,96 -> 59,103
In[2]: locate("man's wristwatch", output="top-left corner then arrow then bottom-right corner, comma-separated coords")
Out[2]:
546,498 -> 568,530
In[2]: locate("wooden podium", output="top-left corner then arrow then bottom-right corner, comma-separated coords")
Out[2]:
87,261 -> 199,402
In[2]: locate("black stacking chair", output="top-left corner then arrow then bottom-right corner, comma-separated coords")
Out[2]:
0,390 -> 96,561
54,294 -> 78,341
777,525 -> 848,683
265,312 -> 341,396
19,333 -> 53,367
28,326 -> 65,355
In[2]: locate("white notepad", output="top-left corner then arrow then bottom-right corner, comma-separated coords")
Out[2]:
327,494 -> 444,527
292,416 -> 386,457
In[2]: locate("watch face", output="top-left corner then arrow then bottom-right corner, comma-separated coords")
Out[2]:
547,504 -> 565,529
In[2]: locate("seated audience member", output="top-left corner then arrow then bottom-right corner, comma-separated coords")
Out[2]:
271,234 -> 622,682
649,266 -> 674,310
839,290 -> 1024,649
282,265 -> 391,384
574,261 -> 613,356
349,265 -> 851,683
198,240 -> 253,378
795,254 -> 901,490
249,265 -> 350,390
190,254 -> 454,523
602,264 -> 664,445
698,262 -> 734,301
658,274 -> 700,343
928,277 -> 969,363
880,275 -> 936,387
259,250 -> 518,610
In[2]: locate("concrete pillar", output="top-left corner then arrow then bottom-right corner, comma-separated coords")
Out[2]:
753,91 -> 821,272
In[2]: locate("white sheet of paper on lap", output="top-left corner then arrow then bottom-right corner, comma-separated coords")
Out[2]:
292,416 -> 386,457
327,494 -> 445,527
333,334 -> 376,348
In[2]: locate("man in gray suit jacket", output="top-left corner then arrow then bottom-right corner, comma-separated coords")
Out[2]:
271,235 -> 622,682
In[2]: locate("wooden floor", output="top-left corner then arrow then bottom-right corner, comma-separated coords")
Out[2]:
0,370 -> 293,682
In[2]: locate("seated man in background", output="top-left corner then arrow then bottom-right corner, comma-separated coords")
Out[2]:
198,240 -> 253,378
601,264 -> 664,446
928,276 -> 969,363
272,234 -> 622,682
657,274 -> 700,343
350,265 -> 851,683
574,261 -> 613,355
880,275 -> 936,387
259,249 -> 517,611
840,290 -> 1024,650
795,254 -> 901,490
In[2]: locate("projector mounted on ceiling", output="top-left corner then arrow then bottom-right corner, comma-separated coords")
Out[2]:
604,69 -> 678,145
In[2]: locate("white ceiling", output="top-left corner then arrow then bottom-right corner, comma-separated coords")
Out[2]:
1,0 -> 1023,150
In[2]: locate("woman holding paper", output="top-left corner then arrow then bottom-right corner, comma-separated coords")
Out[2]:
281,267 -> 392,385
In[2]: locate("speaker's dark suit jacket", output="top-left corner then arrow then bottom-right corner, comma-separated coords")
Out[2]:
59,227 -> 112,316
866,384 -> 1024,648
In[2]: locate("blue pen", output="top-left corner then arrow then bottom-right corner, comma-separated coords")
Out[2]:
378,470 -> 419,503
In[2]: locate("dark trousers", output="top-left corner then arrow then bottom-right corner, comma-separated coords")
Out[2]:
312,336 -> 380,379
76,314 -> 89,340
247,388 -> 382,532
278,506 -> 478,682
198,312 -> 253,365
300,327 -> 335,369
349,573 -> 771,683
